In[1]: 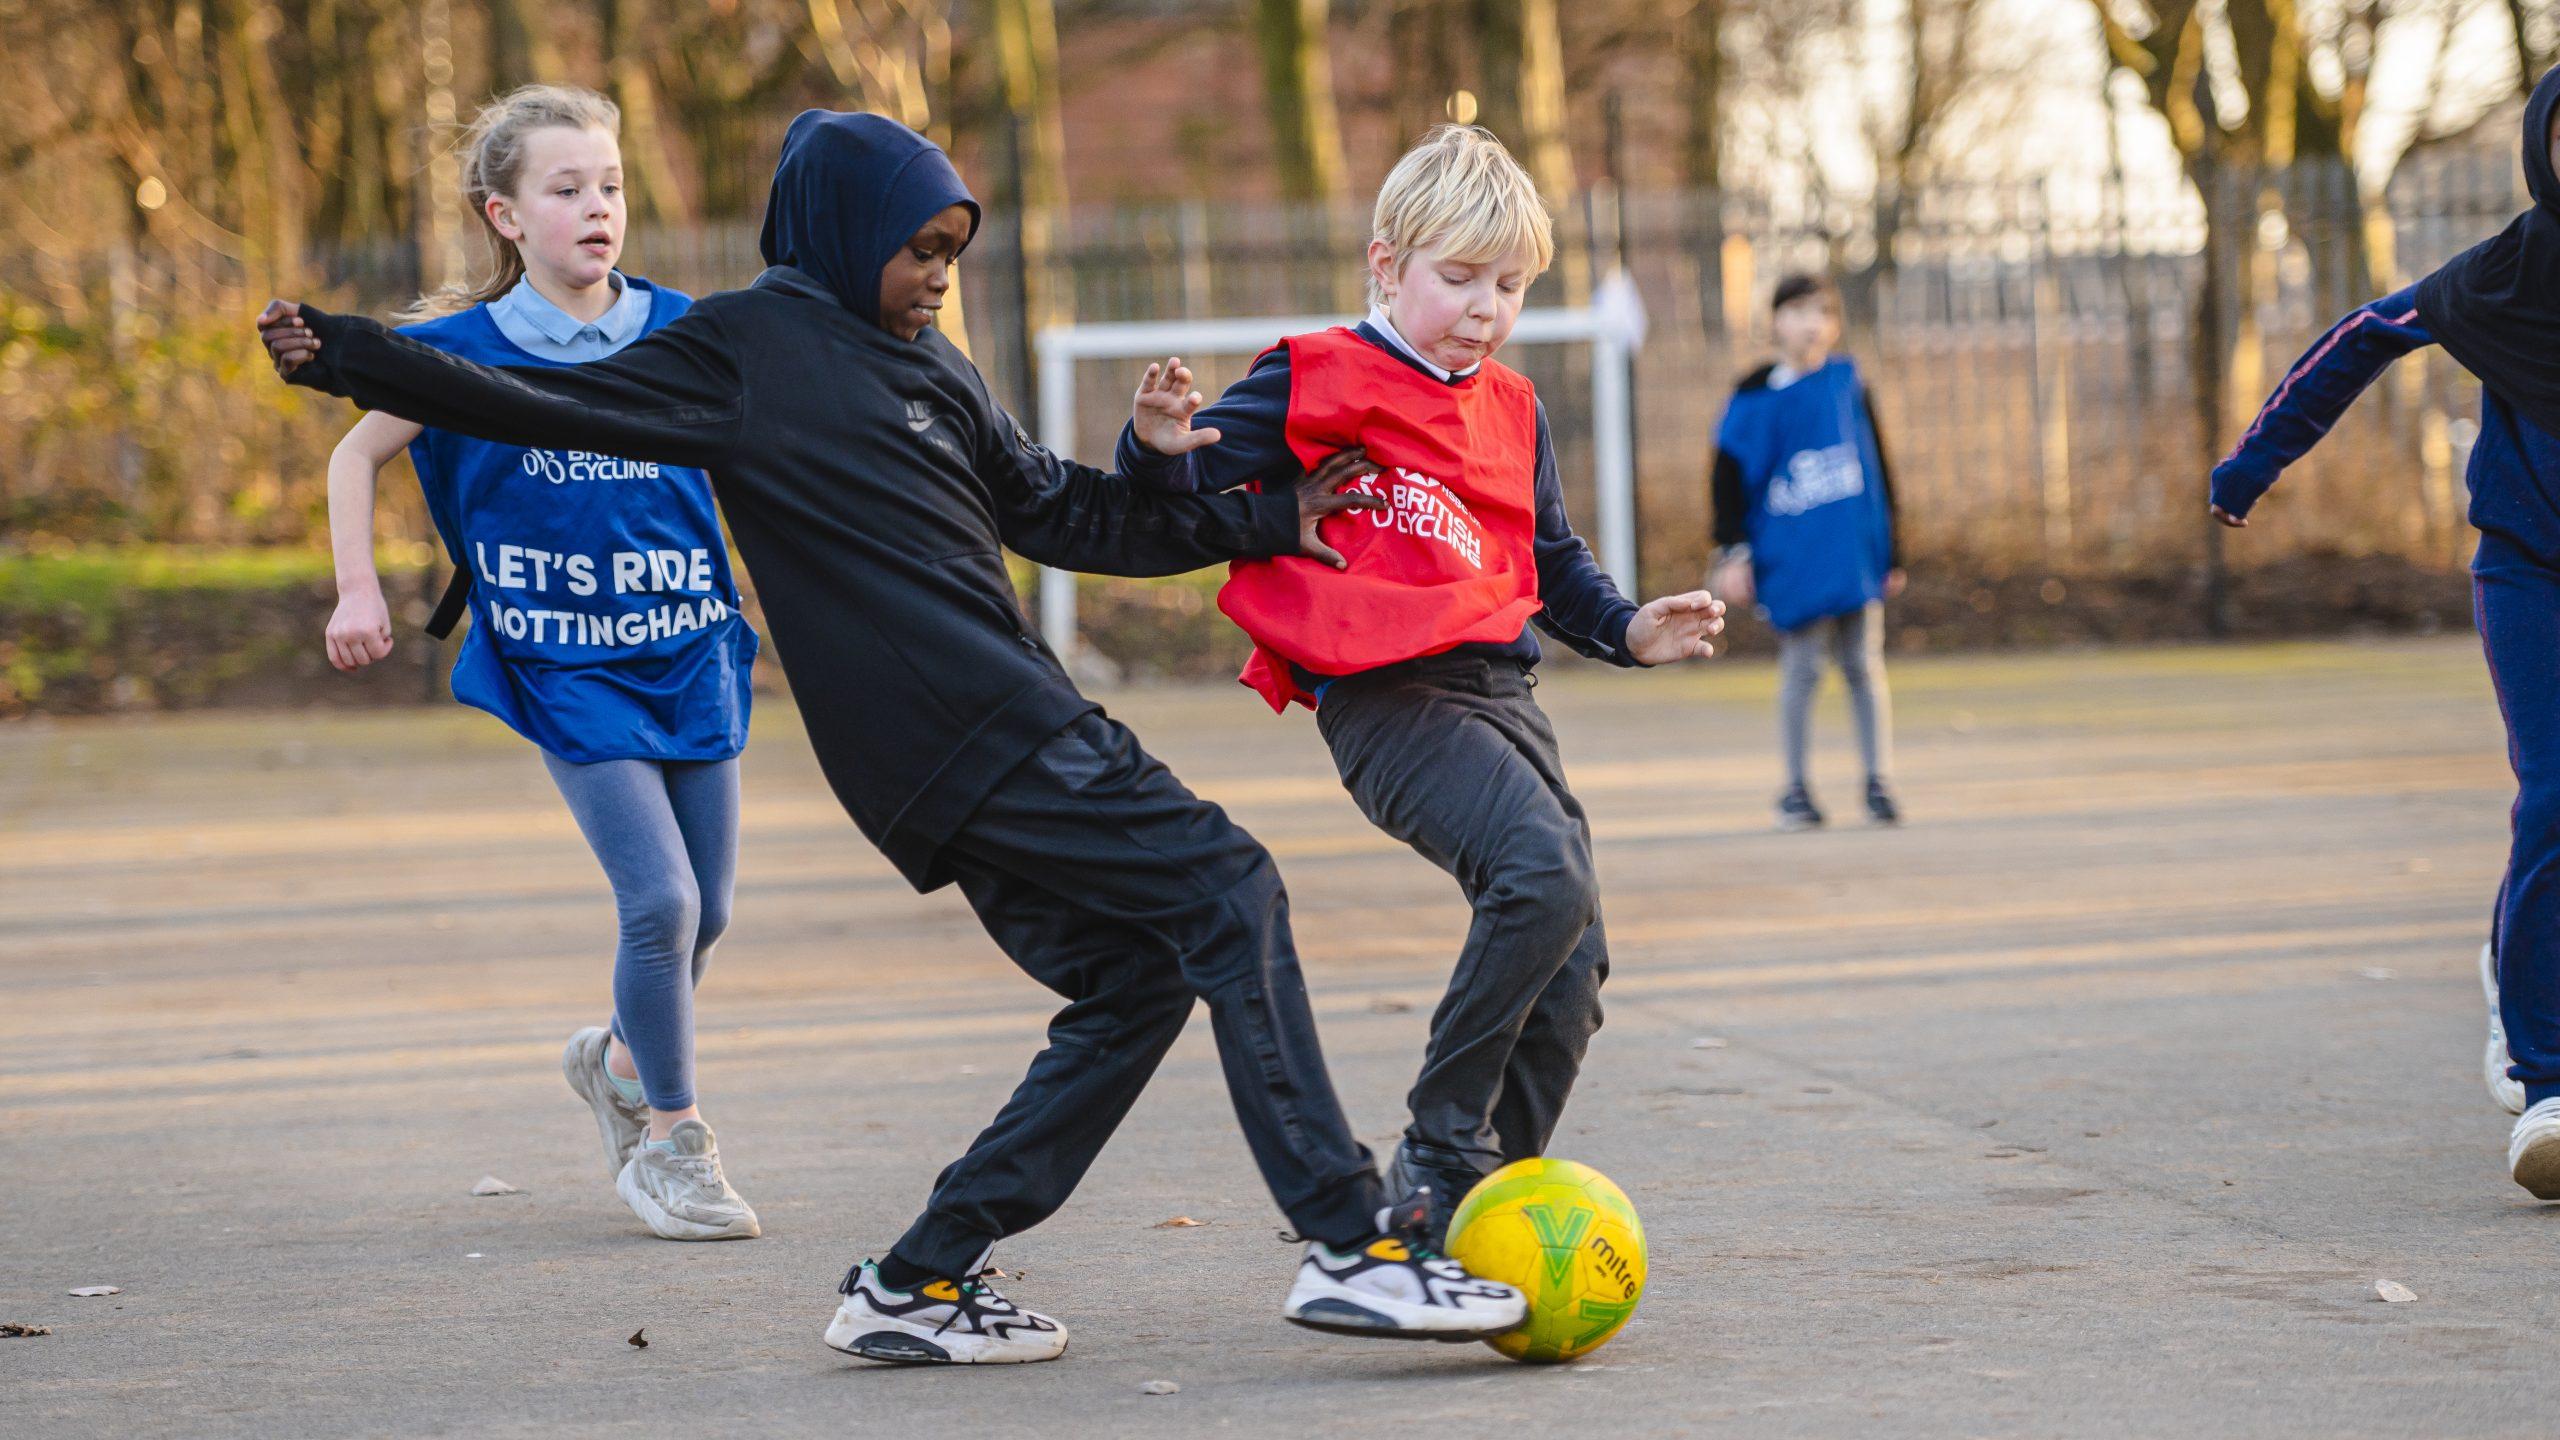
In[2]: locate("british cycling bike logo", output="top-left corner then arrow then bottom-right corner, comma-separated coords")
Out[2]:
521,449 -> 664,484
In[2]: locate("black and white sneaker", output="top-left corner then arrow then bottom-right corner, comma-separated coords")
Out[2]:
1282,1190 -> 1526,1340
823,1260 -> 1068,1365
1776,784 -> 1824,831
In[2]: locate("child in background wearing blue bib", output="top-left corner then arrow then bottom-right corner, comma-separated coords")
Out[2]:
1709,272 -> 1906,832
319,86 -> 760,1241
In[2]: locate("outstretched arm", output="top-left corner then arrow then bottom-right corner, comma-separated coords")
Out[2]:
1528,403 -> 1650,664
256,300 -> 744,472
2211,287 -> 2433,525
1116,350 -> 1300,494
985,402 -> 1381,576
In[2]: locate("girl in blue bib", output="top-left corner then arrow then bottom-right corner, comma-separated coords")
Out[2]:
320,86 -> 760,1240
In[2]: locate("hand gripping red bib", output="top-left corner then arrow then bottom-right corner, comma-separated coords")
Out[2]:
1220,329 -> 1543,712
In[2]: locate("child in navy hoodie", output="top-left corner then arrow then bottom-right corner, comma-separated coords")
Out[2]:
1117,125 -> 1725,1244
1708,272 -> 1905,832
2215,64 -> 2560,1200
258,110 -> 1527,1362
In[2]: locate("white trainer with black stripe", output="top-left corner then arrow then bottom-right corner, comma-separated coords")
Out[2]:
2484,942 -> 2527,1116
824,1261 -> 1068,1365
1282,1190 -> 1526,1340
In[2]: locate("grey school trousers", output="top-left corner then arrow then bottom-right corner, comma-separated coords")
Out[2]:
1314,652 -> 1609,1189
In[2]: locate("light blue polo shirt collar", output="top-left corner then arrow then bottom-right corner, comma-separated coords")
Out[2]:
488,271 -> 647,361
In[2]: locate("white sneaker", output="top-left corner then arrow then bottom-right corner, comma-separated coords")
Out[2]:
2483,943 -> 2527,1116
1282,1190 -> 1526,1340
615,1118 -> 761,1241
562,1026 -> 648,1177
2512,1099 -> 2560,1199
824,1261 -> 1068,1364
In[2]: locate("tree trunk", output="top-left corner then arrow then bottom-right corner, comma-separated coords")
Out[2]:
1254,0 -> 1347,204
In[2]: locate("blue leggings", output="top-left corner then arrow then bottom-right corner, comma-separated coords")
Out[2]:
2476,536 -> 2560,1107
541,753 -> 740,1113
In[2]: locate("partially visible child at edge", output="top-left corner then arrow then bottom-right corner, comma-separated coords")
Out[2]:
1113,124 -> 1726,1246
2212,63 -> 2560,1200
321,85 -> 761,1241
1707,272 -> 1906,831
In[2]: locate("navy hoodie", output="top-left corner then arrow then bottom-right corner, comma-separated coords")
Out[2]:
277,112 -> 1301,890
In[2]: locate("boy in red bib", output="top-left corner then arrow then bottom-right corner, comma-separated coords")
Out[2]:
1118,126 -> 1724,1243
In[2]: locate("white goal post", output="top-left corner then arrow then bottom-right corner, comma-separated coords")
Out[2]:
1032,290 -> 1646,655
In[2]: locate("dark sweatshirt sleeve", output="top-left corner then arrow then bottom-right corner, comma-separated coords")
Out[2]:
984,404 -> 1299,577
2212,287 -> 2432,518
1710,447 -> 1749,550
281,304 -> 744,470
1864,383 -> 1901,569
1115,349 -> 1302,494
1527,403 -> 1642,666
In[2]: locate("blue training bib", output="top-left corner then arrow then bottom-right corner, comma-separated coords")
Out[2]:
397,278 -> 757,763
1714,357 -> 1893,632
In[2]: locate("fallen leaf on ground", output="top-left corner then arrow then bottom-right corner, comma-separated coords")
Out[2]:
67,1287 -> 119,1298
1,1324 -> 52,1337
627,1329 -> 648,1348
2375,1280 -> 2417,1304
471,1177 -> 524,1197
1153,1216 -> 1205,1228
1141,1380 -> 1179,1396
1368,998 -> 1412,1014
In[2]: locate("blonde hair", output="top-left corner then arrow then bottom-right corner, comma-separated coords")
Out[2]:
1367,125 -> 1555,306
398,85 -> 623,322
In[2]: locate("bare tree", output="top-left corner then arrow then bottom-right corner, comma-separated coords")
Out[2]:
1254,0 -> 1348,203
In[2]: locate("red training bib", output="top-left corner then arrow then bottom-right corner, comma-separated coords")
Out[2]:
1219,328 -> 1542,712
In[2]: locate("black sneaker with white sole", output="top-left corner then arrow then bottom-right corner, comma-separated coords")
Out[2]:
1383,1141 -> 1480,1251
1282,1190 -> 1526,1340
824,1261 -> 1068,1365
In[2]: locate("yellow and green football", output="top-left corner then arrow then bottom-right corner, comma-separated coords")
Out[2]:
1445,1157 -> 1646,1364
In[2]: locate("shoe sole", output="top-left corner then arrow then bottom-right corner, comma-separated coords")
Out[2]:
562,1028 -> 647,1179
1283,1307 -> 1502,1343
614,1163 -> 762,1242
824,1328 -> 1066,1365
2515,1136 -> 2560,1201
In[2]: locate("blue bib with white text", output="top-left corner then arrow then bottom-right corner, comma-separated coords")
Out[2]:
397,278 -> 756,763
1714,357 -> 1892,631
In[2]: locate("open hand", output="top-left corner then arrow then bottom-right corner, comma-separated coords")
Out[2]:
1131,356 -> 1222,457
325,587 -> 395,672
257,299 -> 320,378
2209,503 -> 2248,528
1626,590 -> 1725,664
1292,447 -> 1386,569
